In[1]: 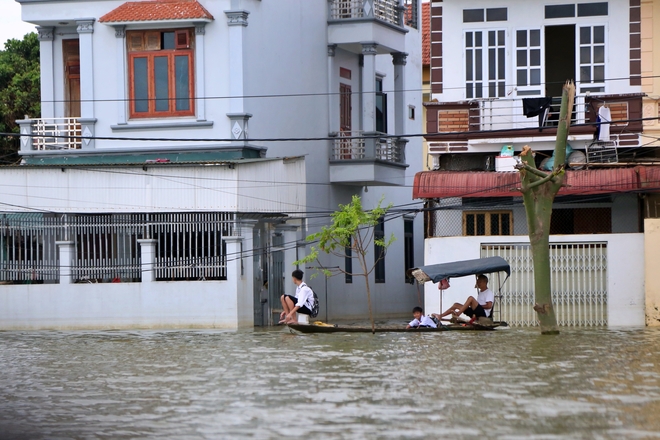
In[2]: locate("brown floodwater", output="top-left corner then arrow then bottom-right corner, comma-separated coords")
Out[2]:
1,325 -> 659,439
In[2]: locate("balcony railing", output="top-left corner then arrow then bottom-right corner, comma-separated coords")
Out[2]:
332,131 -> 406,164
29,118 -> 82,150
329,0 -> 403,27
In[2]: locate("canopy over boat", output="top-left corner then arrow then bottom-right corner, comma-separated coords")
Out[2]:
409,256 -> 511,284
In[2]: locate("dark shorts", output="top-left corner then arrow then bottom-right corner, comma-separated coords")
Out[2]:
464,304 -> 488,318
283,294 -> 312,316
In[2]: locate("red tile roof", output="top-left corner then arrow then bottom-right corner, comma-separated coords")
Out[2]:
413,166 -> 660,199
99,0 -> 214,23
422,2 -> 430,67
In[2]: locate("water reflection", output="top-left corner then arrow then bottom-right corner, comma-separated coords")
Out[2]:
1,327 -> 659,439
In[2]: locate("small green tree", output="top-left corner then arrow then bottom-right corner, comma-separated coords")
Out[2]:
515,81 -> 575,335
0,33 -> 41,164
295,195 -> 395,332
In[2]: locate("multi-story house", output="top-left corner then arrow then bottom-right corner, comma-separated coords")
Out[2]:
416,0 -> 660,327
0,0 -> 424,329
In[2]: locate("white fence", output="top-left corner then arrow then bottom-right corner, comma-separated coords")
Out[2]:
33,118 -> 82,150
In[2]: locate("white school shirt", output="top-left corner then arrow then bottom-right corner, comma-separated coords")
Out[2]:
295,282 -> 314,310
408,315 -> 437,328
477,288 -> 494,317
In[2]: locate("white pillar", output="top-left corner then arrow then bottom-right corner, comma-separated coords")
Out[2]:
56,241 -> 75,284
224,236 -> 245,328
239,220 -> 258,327
36,27 -> 55,118
328,44 -> 339,134
138,239 -> 157,282
76,19 -> 95,119
392,52 -> 408,136
361,43 -> 378,133
194,23 -> 207,121
225,10 -> 248,115
114,26 -> 127,125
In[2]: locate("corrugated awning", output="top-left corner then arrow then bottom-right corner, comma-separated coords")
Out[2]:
413,166 -> 660,199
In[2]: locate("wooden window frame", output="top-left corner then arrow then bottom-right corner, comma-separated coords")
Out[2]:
463,211 -> 513,236
127,29 -> 195,119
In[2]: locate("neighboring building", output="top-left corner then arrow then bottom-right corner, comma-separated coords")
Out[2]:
0,0 -> 424,329
421,1 -> 432,170
417,0 -> 660,327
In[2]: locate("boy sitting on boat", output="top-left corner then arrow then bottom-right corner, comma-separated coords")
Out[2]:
279,269 -> 315,325
432,274 -> 493,324
406,306 -> 437,329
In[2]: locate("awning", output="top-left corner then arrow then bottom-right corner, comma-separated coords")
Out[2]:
99,1 -> 214,24
413,166 -> 660,199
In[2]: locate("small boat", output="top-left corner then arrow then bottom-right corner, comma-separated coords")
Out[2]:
286,320 -> 504,334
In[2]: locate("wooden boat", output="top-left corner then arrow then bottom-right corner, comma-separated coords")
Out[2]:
286,321 -> 505,334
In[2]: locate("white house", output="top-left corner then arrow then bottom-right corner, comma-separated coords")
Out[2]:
416,0 -> 660,327
0,0 -> 425,329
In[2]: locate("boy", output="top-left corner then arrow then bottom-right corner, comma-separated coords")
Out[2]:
279,269 -> 314,324
407,306 -> 437,329
433,274 -> 493,324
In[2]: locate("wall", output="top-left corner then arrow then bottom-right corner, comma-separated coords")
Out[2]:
645,218 -> 660,326
423,233 -> 646,327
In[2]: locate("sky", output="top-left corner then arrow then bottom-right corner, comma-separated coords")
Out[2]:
0,0 -> 37,47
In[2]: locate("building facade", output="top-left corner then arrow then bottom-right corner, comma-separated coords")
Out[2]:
1,0 -> 425,329
417,0 -> 660,327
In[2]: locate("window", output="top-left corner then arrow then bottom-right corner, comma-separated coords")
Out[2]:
545,4 -> 575,18
127,29 -> 194,118
578,2 -> 608,17
463,211 -> 512,236
463,8 -> 507,22
376,77 -> 388,133
579,25 -> 605,92
408,105 -> 415,120
465,30 -> 506,99
374,217 -> 385,283
404,218 -> 414,284
516,30 -> 542,90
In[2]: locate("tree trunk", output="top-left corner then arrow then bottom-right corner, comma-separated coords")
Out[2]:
518,81 -> 575,335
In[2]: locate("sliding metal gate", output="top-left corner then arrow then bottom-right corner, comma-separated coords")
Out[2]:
481,243 -> 607,327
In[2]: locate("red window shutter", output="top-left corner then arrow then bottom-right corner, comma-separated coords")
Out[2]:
175,30 -> 189,49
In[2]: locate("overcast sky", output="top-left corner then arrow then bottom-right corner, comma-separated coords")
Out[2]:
1,0 -> 38,47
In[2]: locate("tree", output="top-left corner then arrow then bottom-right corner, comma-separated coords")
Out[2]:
295,195 -> 395,332
0,33 -> 40,164
515,81 -> 575,335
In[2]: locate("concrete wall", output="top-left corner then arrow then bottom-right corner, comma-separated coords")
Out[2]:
645,218 -> 660,326
423,233 -> 646,327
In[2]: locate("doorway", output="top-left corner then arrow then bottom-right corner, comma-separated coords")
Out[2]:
63,39 -> 81,118
544,25 -> 575,98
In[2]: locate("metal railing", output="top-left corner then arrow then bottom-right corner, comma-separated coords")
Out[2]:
482,243 -> 607,327
329,0 -> 403,27
331,131 -> 405,163
32,118 -> 82,150
0,212 -> 235,284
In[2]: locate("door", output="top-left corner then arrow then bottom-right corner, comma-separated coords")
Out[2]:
544,25 -> 575,98
63,39 -> 81,118
339,83 -> 352,159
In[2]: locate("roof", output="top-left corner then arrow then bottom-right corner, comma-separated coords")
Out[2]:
99,0 -> 214,23
411,257 -> 511,284
422,2 -> 430,67
413,166 -> 660,199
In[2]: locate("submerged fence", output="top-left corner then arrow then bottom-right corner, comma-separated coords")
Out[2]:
482,243 -> 607,327
0,212 -> 235,284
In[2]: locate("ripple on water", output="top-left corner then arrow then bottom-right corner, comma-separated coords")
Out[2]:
1,327 -> 660,439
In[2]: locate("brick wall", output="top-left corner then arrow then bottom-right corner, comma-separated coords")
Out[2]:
437,109 -> 470,132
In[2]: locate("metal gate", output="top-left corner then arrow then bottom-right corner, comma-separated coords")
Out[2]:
481,243 -> 607,327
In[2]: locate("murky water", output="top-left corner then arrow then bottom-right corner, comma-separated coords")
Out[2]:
1,326 -> 660,440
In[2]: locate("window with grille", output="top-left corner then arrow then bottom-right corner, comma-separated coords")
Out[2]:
579,25 -> 606,93
463,211 -> 512,236
516,29 -> 542,93
127,29 -> 194,118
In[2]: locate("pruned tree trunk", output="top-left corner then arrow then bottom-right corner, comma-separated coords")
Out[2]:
517,81 -> 575,335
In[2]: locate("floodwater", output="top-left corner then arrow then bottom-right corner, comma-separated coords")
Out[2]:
1,326 -> 660,440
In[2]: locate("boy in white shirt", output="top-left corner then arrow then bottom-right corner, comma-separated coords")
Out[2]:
407,306 -> 437,329
279,269 -> 314,324
434,274 -> 493,324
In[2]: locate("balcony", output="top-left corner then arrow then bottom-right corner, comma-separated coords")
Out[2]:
424,94 -> 644,153
327,0 -> 408,54
17,118 -> 82,151
329,131 -> 409,186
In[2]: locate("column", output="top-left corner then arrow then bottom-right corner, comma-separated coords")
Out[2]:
17,119 -> 33,153
36,27 -> 55,118
138,239 -> 157,282
328,44 -> 339,135
392,52 -> 408,136
361,42 -> 378,133
225,10 -> 250,141
56,241 -> 75,284
194,23 -> 207,122
77,19 -> 97,149
114,26 -> 127,125
224,235 -> 244,328
238,219 -> 258,327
